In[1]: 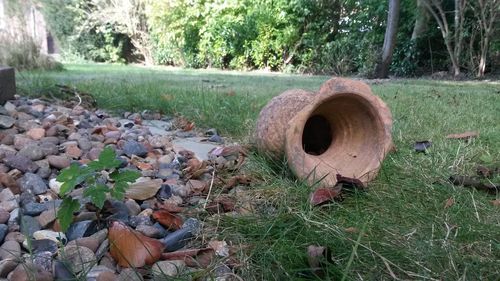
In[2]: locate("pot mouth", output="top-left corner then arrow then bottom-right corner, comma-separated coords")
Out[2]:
302,115 -> 333,156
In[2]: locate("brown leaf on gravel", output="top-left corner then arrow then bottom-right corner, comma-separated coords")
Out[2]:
152,210 -> 183,230
223,175 -> 252,191
161,248 -> 206,260
208,240 -> 230,257
184,248 -> 215,268
206,195 -> 236,214
310,186 -> 342,206
187,179 -> 208,194
491,199 -> 500,207
109,221 -> 164,268
155,202 -> 185,213
446,131 -> 478,140
444,197 -> 455,209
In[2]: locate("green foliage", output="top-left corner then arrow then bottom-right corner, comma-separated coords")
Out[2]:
56,147 -> 140,231
40,0 -> 131,63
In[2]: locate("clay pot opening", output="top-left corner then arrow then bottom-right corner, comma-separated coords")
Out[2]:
306,94 -> 386,175
302,115 -> 333,156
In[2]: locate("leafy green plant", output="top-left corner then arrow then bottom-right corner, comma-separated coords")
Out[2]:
56,147 -> 140,231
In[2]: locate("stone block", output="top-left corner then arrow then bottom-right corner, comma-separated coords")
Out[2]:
0,67 -> 15,104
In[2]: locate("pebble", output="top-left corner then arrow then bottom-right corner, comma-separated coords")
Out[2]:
60,245 -> 96,273
39,142 -> 58,156
123,140 -> 148,157
124,199 -> 141,216
0,115 -> 15,129
26,128 -> 46,140
33,230 -> 67,244
48,178 -> 62,194
20,215 -> 41,236
66,236 -> 99,253
32,251 -> 53,272
30,239 -> 58,255
0,241 -> 21,277
18,144 -> 45,161
0,188 -> 18,212
151,260 -> 186,277
46,155 -> 71,169
9,263 -> 54,281
66,220 -> 98,241
86,265 -> 115,281
22,202 -> 47,216
0,224 -> 7,242
18,173 -> 48,195
3,155 -> 39,173
0,209 -> 9,224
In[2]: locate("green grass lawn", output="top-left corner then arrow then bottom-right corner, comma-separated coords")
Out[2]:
19,64 -> 500,280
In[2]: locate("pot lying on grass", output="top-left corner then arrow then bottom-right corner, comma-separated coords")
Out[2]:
255,77 -> 393,187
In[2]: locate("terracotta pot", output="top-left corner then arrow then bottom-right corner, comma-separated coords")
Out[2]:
255,78 -> 393,187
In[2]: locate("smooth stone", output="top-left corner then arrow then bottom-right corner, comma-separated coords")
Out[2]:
86,265 -> 115,281
172,138 -> 219,161
33,230 -> 67,244
66,236 -> 99,253
142,120 -> 173,132
0,189 -> 18,212
39,142 -> 58,156
129,216 -> 152,228
117,268 -> 143,281
0,224 -> 7,242
122,140 -> 148,157
46,155 -> 71,169
18,145 -> 45,161
13,135 -> 36,150
32,251 -> 53,272
105,201 -> 129,222
20,215 -> 41,237
65,220 -> 98,241
26,128 -> 46,140
0,240 -> 21,260
8,209 -> 19,223
151,260 -> 185,278
59,245 -> 96,273
48,178 -> 62,194
147,135 -> 170,149
0,116 -> 15,129
36,208 -> 57,228
0,210 -> 9,224
22,202 -> 47,216
30,239 -> 58,255
3,155 -> 39,173
0,259 -> 17,278
53,260 -> 76,281
95,239 -> 108,260
18,173 -> 48,195
40,137 -> 60,145
124,199 -> 141,216
156,184 -> 172,200
135,225 -> 164,239
77,138 -> 92,151
157,154 -> 174,165
9,262 -> 53,281
156,168 -> 173,180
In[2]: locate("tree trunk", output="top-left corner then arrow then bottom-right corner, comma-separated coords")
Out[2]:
374,0 -> 400,78
411,0 -> 429,40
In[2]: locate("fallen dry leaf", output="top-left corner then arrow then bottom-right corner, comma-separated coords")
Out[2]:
344,227 -> 359,234
223,175 -> 252,191
310,186 -> 342,206
446,131 -> 478,140
444,197 -> 455,209
491,199 -> 500,207
161,248 -> 206,260
108,221 -> 164,268
208,240 -> 230,257
152,210 -> 183,230
476,165 -> 498,178
185,248 -> 215,268
155,202 -> 185,213
306,245 -> 331,278
187,179 -> 208,194
336,174 -> 366,189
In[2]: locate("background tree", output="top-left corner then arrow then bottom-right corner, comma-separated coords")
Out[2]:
421,0 -> 467,76
374,0 -> 400,78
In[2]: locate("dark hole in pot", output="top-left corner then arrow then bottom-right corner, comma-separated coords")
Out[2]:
302,115 -> 333,155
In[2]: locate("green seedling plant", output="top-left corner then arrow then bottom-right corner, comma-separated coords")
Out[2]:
56,147 -> 141,231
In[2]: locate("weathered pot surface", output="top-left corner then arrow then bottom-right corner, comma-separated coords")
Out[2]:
256,77 -> 393,187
